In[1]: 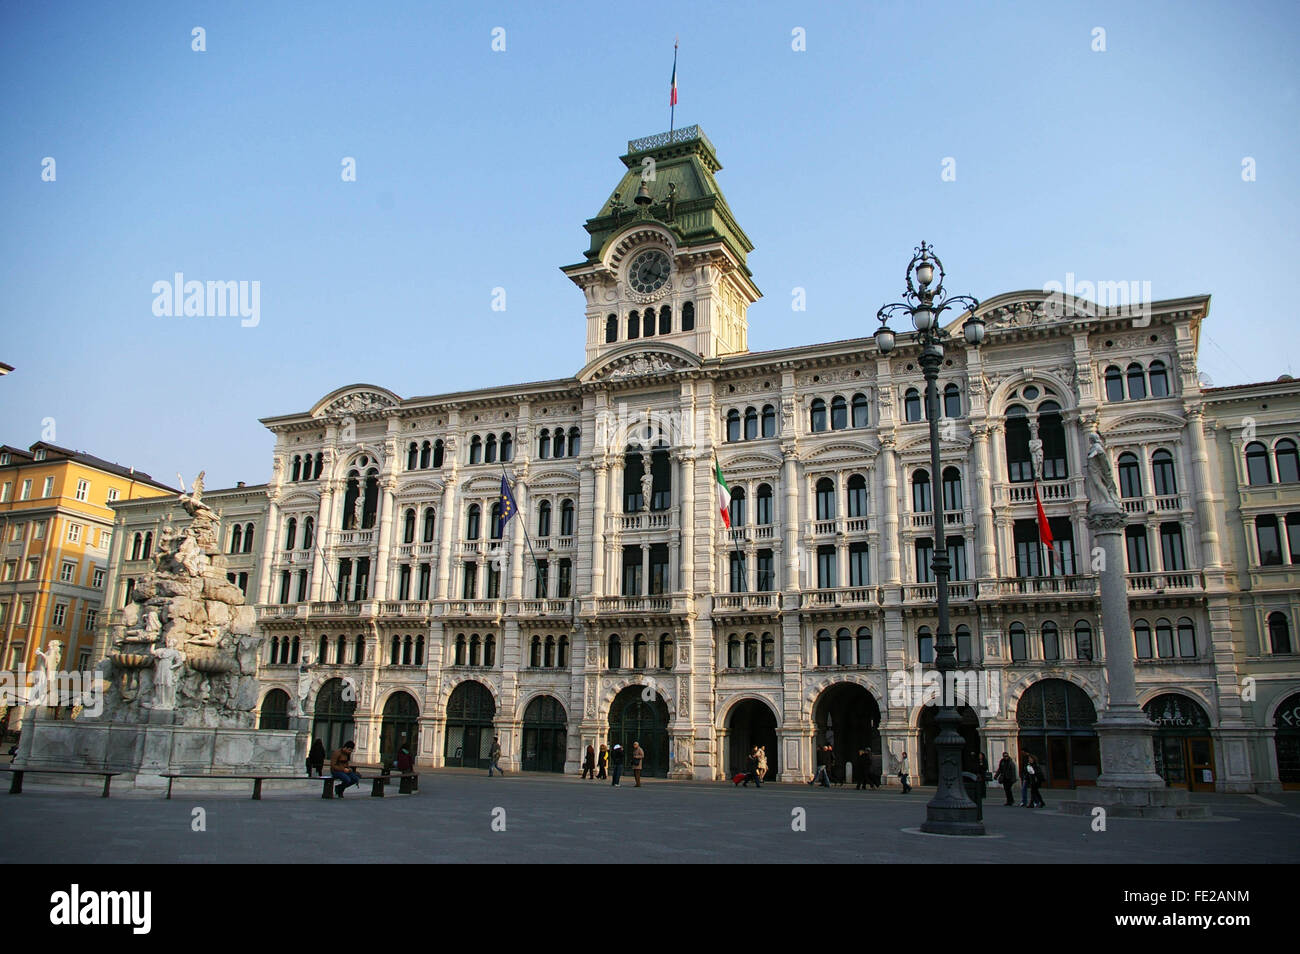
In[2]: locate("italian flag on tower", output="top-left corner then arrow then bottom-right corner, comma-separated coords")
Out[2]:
716,459 -> 732,529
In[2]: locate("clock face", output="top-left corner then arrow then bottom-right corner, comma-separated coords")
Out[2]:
628,249 -> 671,294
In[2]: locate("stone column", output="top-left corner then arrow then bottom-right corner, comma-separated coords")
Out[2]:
309,483 -> 332,602
510,476 -> 528,599
435,475 -> 457,600
879,437 -> 901,586
677,451 -> 695,594
781,443 -> 800,589
372,477 -> 396,601
591,461 -> 608,596
1184,405 -> 1223,568
255,496 -> 280,605
971,425 -> 997,580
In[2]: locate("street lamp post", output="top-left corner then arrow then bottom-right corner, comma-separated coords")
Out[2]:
876,242 -> 985,836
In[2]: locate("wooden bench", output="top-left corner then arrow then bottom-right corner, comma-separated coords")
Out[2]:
2,766 -> 120,798
322,769 -> 419,798
161,773 -> 320,800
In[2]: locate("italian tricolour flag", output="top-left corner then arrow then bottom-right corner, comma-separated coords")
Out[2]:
716,459 -> 732,529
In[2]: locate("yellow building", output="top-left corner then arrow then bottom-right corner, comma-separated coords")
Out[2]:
0,442 -> 174,734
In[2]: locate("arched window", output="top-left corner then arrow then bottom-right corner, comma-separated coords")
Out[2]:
489,503 -> 503,540
846,474 -> 868,517
1177,617 -> 1197,657
568,427 -> 581,457
681,301 -> 694,331
608,634 -> 622,669
729,486 -> 746,527
643,310 -> 655,338
422,507 -> 435,543
303,516 -> 314,550
560,498 -> 575,536
728,635 -> 742,668
941,466 -> 962,512
553,428 -> 565,459
1038,400 -> 1068,479
1152,449 -> 1177,496
1155,618 -> 1175,658
1276,439 -> 1300,483
816,629 -> 832,666
605,314 -> 618,343
904,388 -> 922,422
1268,612 -> 1292,654
390,635 -> 401,666
1134,619 -> 1153,658
484,433 -> 497,464
659,305 -> 672,334
318,635 -> 329,663
226,526 -> 239,556
244,523 -> 254,553
851,393 -> 869,428
1009,622 -> 1028,661
956,624 -> 972,665
830,396 -> 848,430
1117,453 -> 1142,498
469,435 -> 482,465
836,627 -> 853,665
466,504 -> 481,540
943,383 -> 961,418
912,469 -> 932,512
761,404 -> 776,437
856,627 -> 872,666
335,635 -> 347,664
1105,365 -> 1125,401
726,409 -> 741,443
501,432 -> 513,462
809,399 -> 827,433
558,635 -> 569,667
544,636 -> 555,668
407,443 -> 418,470
470,634 -> 482,667
917,626 -> 934,664
1005,404 -> 1032,482
627,311 -> 640,340
1074,620 -> 1093,660
452,634 -> 466,666
432,440 -> 444,468
761,632 -> 775,668
1127,362 -> 1147,400
537,500 -> 552,538
1245,441 -> 1271,485
314,453 -> 324,478
741,633 -> 756,668
658,632 -> 673,669
744,407 -> 758,441
530,636 -> 542,668
414,634 -> 425,666
354,634 -> 365,665
289,635 -> 301,664
291,456 -> 302,481
142,532 -> 153,558
756,483 -> 774,524
815,478 -> 836,520
1042,621 -> 1060,661
403,509 -> 415,544
1148,359 -> 1169,397
633,634 -> 648,668
538,429 -> 551,459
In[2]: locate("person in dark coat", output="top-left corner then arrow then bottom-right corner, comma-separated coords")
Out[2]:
597,743 -> 609,779
306,738 -> 326,777
809,744 -> 831,787
855,746 -> 872,790
396,745 -> 416,794
582,744 -> 596,779
974,751 -> 988,803
743,746 -> 762,787
610,743 -> 625,787
1027,754 -> 1046,807
995,752 -> 1017,805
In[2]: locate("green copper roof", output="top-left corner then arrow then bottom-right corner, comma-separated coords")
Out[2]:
565,126 -> 755,274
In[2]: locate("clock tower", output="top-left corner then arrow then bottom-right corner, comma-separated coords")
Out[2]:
562,127 -> 762,367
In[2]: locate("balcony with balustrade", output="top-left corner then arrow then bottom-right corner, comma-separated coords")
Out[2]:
587,593 -> 690,616
994,477 -> 1080,507
330,528 -> 376,548
799,586 -> 880,610
605,511 -> 680,534
712,592 -> 781,615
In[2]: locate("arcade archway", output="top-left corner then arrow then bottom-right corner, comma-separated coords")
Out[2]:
812,683 -> 881,785
259,689 -> 291,730
380,691 -> 419,765
608,687 -> 669,777
444,681 -> 495,768
1143,693 -> 1215,792
311,678 -> 356,753
1016,678 -> 1099,788
919,706 -> 981,785
1273,692 -> 1300,790
726,698 -> 779,780
521,695 -> 567,773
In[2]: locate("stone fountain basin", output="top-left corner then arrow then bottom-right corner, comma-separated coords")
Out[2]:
109,652 -> 155,670
186,649 -> 234,674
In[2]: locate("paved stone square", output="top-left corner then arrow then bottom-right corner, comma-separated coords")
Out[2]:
2,771 -> 1298,864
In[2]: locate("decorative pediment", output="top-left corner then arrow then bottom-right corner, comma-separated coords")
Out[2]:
580,344 -> 700,384
967,290 -> 1097,332
310,385 -> 402,419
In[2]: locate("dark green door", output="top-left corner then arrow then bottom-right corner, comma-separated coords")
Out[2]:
608,687 -> 669,777
445,681 -> 495,768
521,695 -> 567,772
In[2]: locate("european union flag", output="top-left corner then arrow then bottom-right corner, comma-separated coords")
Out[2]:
497,475 -> 518,537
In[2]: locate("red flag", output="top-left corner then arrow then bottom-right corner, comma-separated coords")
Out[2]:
1034,482 -> 1056,564
670,38 -> 678,106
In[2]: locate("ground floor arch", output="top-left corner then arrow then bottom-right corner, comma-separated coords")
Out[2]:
1016,678 -> 1099,788
311,678 -> 356,753
608,686 -> 669,777
812,683 -> 881,785
380,690 -> 420,765
1143,692 -> 1215,792
258,688 -> 291,730
521,694 -> 567,773
919,705 -> 981,785
725,698 -> 780,781
1274,691 -> 1300,790
445,680 -> 495,769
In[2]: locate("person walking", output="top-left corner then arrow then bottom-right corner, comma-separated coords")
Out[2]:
995,752 -> 1017,805
631,741 -> 645,787
756,745 -> 768,784
329,740 -> 361,798
809,744 -> 830,787
975,751 -> 989,803
487,735 -> 505,777
1019,754 -> 1034,807
582,743 -> 596,780
743,746 -> 762,788
610,743 -> 624,787
855,746 -> 871,790
897,751 -> 912,794
306,738 -> 326,777
597,743 -> 609,780
1028,754 -> 1046,808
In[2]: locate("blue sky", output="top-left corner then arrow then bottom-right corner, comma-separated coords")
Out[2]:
2,0 -> 1297,489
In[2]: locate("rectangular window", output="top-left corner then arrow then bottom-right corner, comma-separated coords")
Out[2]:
1159,523 -> 1186,572
946,536 -> 967,582
816,545 -> 837,589
487,563 -> 501,599
915,538 -> 934,584
533,560 -> 548,599
97,528 -> 107,548
648,544 -> 669,595
52,603 -> 67,628
557,558 -> 572,598
0,602 -> 6,624
2,562 -> 15,581
85,608 -> 98,632
622,546 -> 643,596
1256,516 -> 1283,566
42,476 -> 54,497
1288,513 -> 1300,565
462,562 -> 478,600
0,482 -> 10,502
67,523 -> 82,543
729,552 -> 747,593
398,564 -> 411,600
1013,520 -> 1042,577
1045,517 -> 1077,576
1125,526 -> 1151,573
75,479 -> 89,502
278,571 -> 291,604
60,561 -> 77,583
78,650 -> 91,670
417,563 -> 431,600
8,523 -> 21,542
20,479 -> 32,500
296,571 -> 308,602
34,520 -> 46,539
25,559 -> 39,580
8,643 -> 24,668
122,579 -> 135,607
92,567 -> 105,588
18,600 -> 31,625
106,488 -> 119,503
756,549 -> 775,591
849,542 -> 870,587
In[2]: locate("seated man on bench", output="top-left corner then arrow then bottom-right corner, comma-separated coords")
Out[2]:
329,741 -> 361,798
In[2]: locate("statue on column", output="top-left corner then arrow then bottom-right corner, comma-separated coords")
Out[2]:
30,640 -> 62,707
296,657 -> 313,717
1028,419 -> 1044,481
1085,430 -> 1123,512
352,490 -> 365,530
640,452 -> 654,512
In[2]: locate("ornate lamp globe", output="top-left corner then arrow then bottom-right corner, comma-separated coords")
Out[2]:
875,324 -> 896,354
915,259 -> 935,288
963,314 -> 986,346
912,304 -> 936,333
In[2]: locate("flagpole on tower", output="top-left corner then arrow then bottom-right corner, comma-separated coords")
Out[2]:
669,36 -> 678,133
